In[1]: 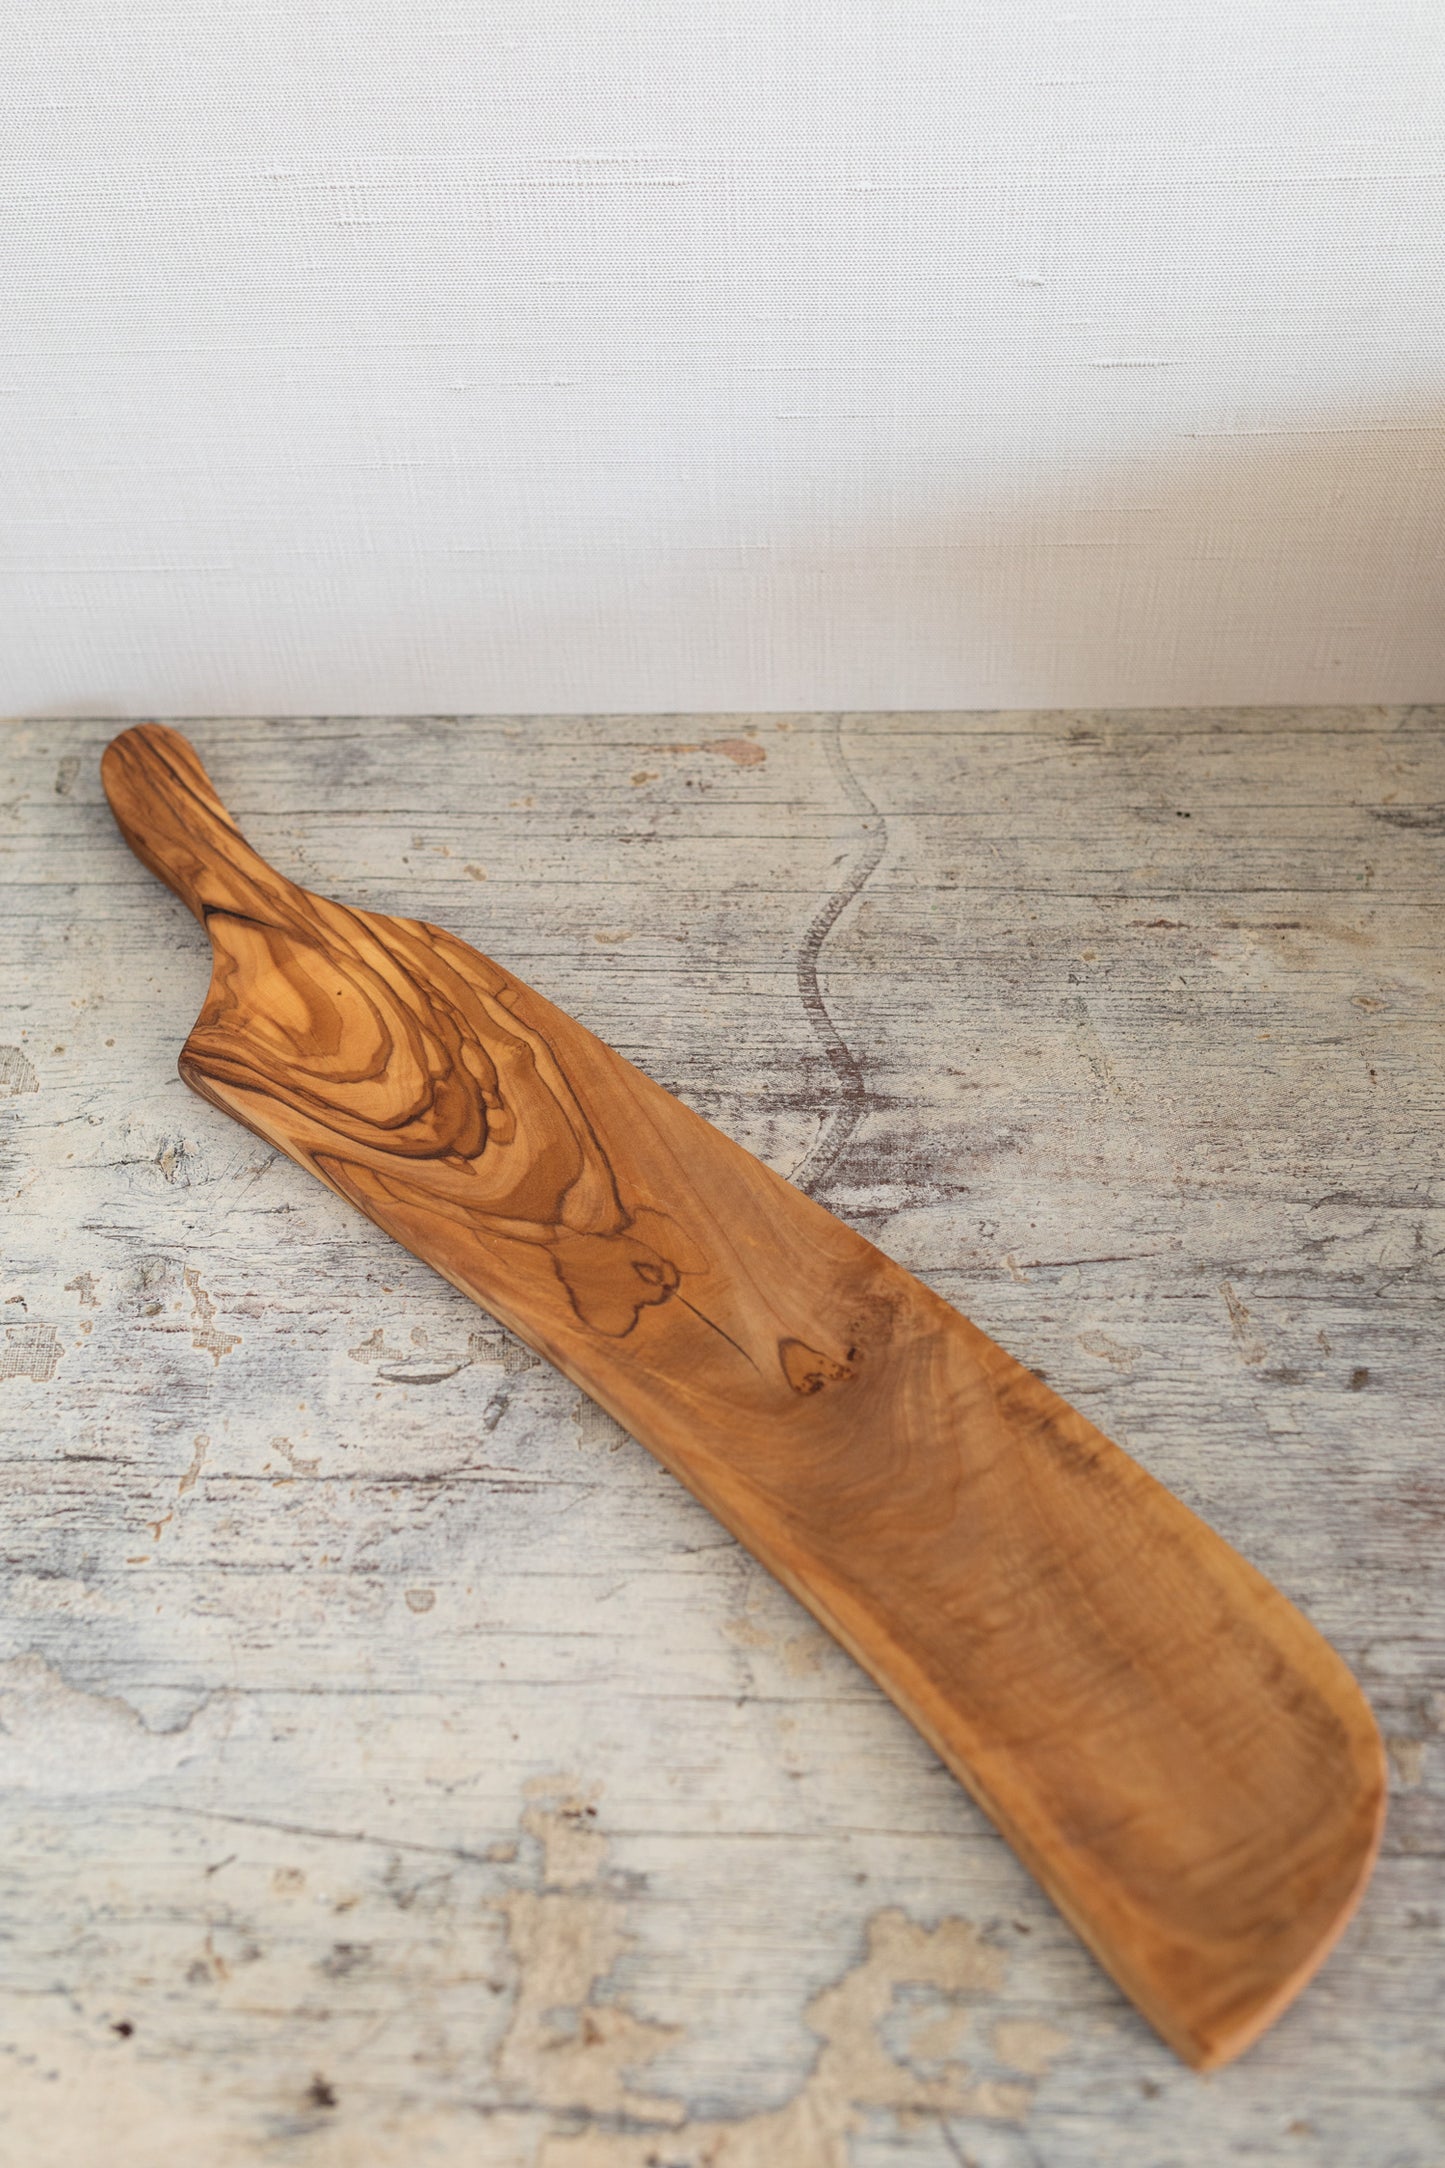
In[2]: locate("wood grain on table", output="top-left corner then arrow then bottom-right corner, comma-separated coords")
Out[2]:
2,712 -> 1441,2165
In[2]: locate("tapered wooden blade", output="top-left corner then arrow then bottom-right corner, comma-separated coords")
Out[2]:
102,723 -> 1385,2069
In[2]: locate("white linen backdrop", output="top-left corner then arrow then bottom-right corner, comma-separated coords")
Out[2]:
4,0 -> 1444,716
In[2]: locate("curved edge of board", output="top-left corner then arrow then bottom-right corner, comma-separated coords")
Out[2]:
872,1569 -> 1387,2072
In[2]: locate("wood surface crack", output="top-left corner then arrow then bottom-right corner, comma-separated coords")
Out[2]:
790,719 -> 888,1195
158,1802 -> 496,1867
674,1291 -> 762,1372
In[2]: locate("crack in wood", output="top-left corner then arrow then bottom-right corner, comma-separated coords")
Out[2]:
790,721 -> 889,1194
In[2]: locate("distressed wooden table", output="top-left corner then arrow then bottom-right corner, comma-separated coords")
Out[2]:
1,712 -> 1440,2168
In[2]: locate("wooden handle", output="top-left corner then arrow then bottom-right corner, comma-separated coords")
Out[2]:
101,724 -> 299,925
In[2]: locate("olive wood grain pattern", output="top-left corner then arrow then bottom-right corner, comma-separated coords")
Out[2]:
101,722 -> 1385,2071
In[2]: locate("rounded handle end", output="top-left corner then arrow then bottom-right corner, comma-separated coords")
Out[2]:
102,725 -> 283,922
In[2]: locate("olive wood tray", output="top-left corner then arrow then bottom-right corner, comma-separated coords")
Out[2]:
102,723 -> 1385,2070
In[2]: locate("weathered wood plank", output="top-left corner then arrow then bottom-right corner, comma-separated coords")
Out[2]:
1,711 -> 1441,2164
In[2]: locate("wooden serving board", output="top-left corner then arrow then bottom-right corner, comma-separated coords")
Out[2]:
101,722 -> 1385,2071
